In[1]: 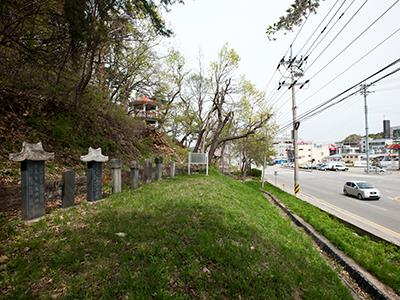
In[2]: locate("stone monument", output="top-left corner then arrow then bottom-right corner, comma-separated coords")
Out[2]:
110,159 -> 122,193
9,142 -> 54,220
130,160 -> 139,189
80,147 -> 108,201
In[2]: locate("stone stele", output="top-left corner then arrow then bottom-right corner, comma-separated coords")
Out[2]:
9,142 -> 54,161
80,147 -> 109,162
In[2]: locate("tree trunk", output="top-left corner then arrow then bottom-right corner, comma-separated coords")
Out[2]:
73,45 -> 96,110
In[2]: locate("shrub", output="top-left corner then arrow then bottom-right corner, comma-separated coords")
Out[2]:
248,168 -> 262,177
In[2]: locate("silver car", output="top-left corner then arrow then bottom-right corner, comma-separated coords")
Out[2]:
343,181 -> 380,200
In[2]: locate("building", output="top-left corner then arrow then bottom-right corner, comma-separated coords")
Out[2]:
392,125 -> 400,140
297,141 -> 330,165
273,138 -> 332,165
328,144 -> 340,155
384,120 -> 391,138
360,138 -> 393,154
129,95 -> 159,126
272,137 -> 293,164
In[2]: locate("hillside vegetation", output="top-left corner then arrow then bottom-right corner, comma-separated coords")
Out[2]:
0,88 -> 181,184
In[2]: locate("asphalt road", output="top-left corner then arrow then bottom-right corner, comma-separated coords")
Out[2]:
264,166 -> 400,242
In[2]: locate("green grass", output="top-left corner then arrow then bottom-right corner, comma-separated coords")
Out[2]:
253,181 -> 400,295
0,172 -> 352,299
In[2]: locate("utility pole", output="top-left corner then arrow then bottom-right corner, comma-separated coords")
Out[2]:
360,84 -> 373,174
290,47 -> 300,195
280,45 -> 307,195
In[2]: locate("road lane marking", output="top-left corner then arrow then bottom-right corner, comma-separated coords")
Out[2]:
299,191 -> 400,238
387,196 -> 400,205
362,202 -> 388,212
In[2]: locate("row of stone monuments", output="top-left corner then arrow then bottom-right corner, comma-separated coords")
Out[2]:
9,142 -> 176,220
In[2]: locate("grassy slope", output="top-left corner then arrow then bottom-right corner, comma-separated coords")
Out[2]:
0,172 -> 351,299
256,181 -> 400,295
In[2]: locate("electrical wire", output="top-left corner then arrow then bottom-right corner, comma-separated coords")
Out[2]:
275,7 -> 400,124
278,24 -> 400,117
277,58 -> 400,132
304,0 -> 357,63
301,0 -> 350,60
263,10 -> 312,99
294,0 -> 341,57
269,1 -> 356,111
278,66 -> 400,132
306,0 -> 399,80
304,0 -> 370,72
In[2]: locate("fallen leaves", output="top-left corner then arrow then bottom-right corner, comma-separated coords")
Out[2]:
0,255 -> 9,263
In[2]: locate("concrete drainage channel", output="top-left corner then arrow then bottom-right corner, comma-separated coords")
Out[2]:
262,191 -> 400,300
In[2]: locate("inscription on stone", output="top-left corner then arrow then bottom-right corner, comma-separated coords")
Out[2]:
87,161 -> 103,201
21,160 -> 45,220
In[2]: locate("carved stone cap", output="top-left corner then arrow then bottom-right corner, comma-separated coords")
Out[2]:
9,142 -> 54,162
80,147 -> 109,162
110,158 -> 122,169
130,160 -> 139,169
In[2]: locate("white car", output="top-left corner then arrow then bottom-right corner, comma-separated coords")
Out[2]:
331,164 -> 348,171
343,181 -> 380,200
364,166 -> 386,173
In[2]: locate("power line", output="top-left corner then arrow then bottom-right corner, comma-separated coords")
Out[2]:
263,11 -> 312,99
294,0 -> 341,57
277,57 -> 400,132
270,1 -> 362,112
267,1 -> 350,109
268,2 -> 342,108
306,0 -> 399,80
298,60 -> 400,122
301,0 -> 351,60
278,66 -> 400,132
275,3 -> 400,124
304,0 -> 370,73
277,24 -> 400,120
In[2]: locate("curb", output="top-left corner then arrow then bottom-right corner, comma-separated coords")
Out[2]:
263,190 -> 400,300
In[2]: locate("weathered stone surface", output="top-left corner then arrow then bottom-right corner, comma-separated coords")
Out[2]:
110,159 -> 122,193
62,170 -> 75,208
21,160 -> 45,220
9,142 -> 54,162
155,160 -> 163,181
87,161 -> 103,201
170,161 -> 176,177
130,160 -> 139,169
80,147 -> 108,162
110,158 -> 122,169
130,161 -> 139,189
144,159 -> 152,184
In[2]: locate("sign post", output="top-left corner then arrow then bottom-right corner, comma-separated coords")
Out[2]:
188,152 -> 209,176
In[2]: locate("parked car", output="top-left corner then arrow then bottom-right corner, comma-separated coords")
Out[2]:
326,162 -> 347,171
343,181 -> 380,200
300,163 -> 313,169
316,163 -> 328,171
364,166 -> 386,173
330,164 -> 348,171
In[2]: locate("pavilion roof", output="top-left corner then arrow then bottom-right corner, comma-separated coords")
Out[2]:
132,95 -> 158,106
